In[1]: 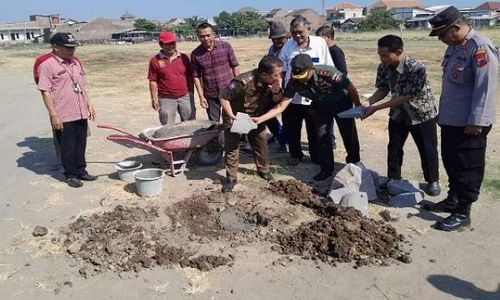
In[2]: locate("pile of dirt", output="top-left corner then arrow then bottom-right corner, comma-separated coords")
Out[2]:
269,180 -> 338,217
166,192 -> 272,238
269,180 -> 410,267
63,205 -> 232,276
62,180 -> 410,277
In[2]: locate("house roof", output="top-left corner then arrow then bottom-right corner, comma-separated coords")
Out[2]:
407,16 -> 432,21
121,11 -> 136,19
475,1 -> 500,10
327,2 -> 361,11
468,14 -> 500,19
268,8 -> 286,14
287,8 -> 317,16
0,21 -> 43,30
371,0 -> 422,9
237,6 -> 258,13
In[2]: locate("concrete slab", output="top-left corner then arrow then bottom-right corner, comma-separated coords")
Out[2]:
340,191 -> 368,216
230,112 -> 257,134
388,192 -> 423,208
387,179 -> 423,196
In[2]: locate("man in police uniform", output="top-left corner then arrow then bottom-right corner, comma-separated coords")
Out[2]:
219,56 -> 285,192
253,54 -> 362,181
425,6 -> 498,231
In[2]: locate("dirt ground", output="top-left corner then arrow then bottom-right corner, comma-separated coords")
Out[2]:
0,31 -> 500,299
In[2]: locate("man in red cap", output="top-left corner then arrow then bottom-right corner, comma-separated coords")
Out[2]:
148,31 -> 195,125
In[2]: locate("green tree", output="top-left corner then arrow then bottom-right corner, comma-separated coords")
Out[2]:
172,16 -> 207,37
134,18 -> 160,32
214,11 -> 234,29
359,10 -> 402,31
214,11 -> 267,36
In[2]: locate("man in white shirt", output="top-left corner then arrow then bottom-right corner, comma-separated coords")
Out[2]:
279,16 -> 334,166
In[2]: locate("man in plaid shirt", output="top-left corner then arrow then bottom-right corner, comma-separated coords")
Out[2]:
191,23 -> 239,122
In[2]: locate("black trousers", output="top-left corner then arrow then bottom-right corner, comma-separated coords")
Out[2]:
206,96 -> 221,122
313,101 -> 360,173
282,103 -> 317,161
54,119 -> 88,179
387,117 -> 439,182
441,125 -> 491,207
264,117 -> 287,146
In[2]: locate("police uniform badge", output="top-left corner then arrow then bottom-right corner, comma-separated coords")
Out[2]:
474,47 -> 488,67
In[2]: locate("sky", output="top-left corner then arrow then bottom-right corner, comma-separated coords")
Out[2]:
0,0 -> 486,23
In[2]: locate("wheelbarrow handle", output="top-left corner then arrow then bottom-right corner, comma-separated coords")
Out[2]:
106,135 -> 167,153
97,124 -> 137,137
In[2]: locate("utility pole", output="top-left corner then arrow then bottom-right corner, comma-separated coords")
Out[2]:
322,0 -> 325,16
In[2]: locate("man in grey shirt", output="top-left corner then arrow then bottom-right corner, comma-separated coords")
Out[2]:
425,6 -> 498,231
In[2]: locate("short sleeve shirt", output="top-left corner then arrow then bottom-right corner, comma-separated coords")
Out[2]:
375,55 -> 437,125
191,40 -> 239,98
148,51 -> 192,98
37,55 -> 90,123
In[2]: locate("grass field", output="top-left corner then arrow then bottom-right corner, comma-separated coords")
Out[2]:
2,29 -> 499,195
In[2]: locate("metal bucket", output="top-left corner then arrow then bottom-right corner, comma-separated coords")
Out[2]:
134,168 -> 165,197
115,161 -> 142,182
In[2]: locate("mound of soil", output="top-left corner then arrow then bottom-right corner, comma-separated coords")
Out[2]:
62,180 -> 410,277
269,180 -> 338,217
269,180 -> 410,267
166,191 -> 272,238
63,205 -> 232,276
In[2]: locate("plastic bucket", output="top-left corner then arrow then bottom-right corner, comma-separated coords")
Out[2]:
115,161 -> 142,182
134,168 -> 165,197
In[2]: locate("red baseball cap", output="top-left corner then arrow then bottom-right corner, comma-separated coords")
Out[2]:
159,32 -> 176,44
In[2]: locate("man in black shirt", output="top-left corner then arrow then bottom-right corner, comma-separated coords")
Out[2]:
316,25 -> 349,149
316,26 -> 348,75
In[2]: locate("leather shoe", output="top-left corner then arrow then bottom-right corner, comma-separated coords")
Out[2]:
434,213 -> 471,231
78,173 -> 98,181
67,178 -> 83,188
427,181 -> 441,196
257,171 -> 274,182
222,180 -> 236,193
313,170 -> 332,181
422,196 -> 457,213
288,157 -> 301,166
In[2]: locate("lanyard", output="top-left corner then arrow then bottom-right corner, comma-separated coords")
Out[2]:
53,54 -> 82,93
54,55 -> 81,89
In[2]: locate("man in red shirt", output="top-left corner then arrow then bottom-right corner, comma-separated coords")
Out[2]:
148,32 -> 195,125
37,32 -> 97,188
191,23 -> 239,122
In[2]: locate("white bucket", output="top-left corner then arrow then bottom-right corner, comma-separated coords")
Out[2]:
134,168 -> 165,197
115,161 -> 142,182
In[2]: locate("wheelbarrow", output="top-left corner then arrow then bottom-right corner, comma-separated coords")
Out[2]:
98,120 -> 224,177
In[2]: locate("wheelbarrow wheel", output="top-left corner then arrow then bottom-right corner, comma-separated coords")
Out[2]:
196,138 -> 223,166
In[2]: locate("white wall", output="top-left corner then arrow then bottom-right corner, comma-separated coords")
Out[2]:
0,29 -> 42,42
